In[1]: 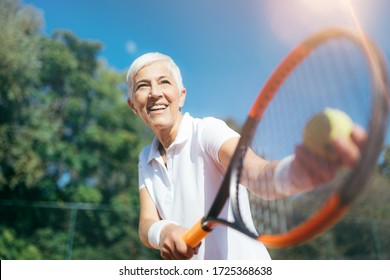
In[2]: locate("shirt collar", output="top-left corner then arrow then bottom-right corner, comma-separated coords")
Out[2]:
147,112 -> 191,163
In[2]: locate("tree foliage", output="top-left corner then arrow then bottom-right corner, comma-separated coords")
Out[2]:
0,0 -> 157,259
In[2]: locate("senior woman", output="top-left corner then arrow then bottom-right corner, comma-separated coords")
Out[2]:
126,52 -> 366,260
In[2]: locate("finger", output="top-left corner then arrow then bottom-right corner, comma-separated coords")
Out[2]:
174,241 -> 196,260
194,242 -> 201,255
160,245 -> 186,260
172,248 -> 192,260
351,125 -> 368,149
333,137 -> 360,167
160,249 -> 173,260
161,242 -> 195,260
160,240 -> 180,260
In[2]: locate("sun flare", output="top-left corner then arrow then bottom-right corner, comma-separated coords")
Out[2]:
263,0 -> 374,45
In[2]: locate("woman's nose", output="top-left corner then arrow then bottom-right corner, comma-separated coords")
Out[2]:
149,84 -> 163,98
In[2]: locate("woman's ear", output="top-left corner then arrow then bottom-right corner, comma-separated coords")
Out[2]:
179,88 -> 187,110
127,98 -> 138,115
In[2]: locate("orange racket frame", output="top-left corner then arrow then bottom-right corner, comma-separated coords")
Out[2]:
183,28 -> 389,249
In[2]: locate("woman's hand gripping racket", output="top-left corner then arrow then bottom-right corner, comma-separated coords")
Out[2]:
183,28 -> 389,249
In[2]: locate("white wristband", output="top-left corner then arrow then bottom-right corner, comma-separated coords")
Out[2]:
148,220 -> 178,249
274,155 -> 295,196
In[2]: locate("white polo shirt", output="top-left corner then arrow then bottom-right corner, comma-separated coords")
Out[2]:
138,112 -> 271,260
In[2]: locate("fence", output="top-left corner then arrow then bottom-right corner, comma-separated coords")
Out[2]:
0,199 -> 389,260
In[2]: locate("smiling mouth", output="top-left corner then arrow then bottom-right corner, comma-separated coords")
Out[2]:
148,104 -> 168,112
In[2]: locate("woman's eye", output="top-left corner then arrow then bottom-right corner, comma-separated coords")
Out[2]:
136,83 -> 148,90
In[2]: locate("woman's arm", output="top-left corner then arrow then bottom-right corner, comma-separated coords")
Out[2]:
138,188 -> 199,259
138,188 -> 161,248
217,137 -> 278,199
217,126 -> 367,199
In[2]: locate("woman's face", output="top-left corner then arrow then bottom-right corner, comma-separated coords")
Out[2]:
128,61 -> 186,135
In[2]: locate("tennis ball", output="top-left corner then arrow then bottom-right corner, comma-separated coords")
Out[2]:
303,108 -> 354,160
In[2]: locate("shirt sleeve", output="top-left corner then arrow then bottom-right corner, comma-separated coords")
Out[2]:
137,145 -> 150,191
198,117 -> 240,164
138,163 -> 146,190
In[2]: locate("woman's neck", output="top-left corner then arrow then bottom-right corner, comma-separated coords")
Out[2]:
154,113 -> 183,149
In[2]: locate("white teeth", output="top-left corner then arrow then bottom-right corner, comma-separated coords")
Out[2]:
149,104 -> 167,111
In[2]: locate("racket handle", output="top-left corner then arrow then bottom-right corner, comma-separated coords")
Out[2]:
182,219 -> 211,248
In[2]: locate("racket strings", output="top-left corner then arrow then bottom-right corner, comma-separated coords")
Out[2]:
237,37 -> 374,237
339,41 -> 371,122
240,160 -> 292,235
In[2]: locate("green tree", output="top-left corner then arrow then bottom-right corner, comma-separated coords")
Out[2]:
1,0 -> 156,259
0,0 -> 43,191
379,146 -> 390,177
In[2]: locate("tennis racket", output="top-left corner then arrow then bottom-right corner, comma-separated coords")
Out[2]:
183,27 -> 389,249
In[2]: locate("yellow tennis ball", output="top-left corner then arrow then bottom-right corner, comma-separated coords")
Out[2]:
303,108 -> 354,160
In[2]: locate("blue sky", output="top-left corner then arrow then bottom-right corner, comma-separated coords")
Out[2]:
23,0 -> 390,125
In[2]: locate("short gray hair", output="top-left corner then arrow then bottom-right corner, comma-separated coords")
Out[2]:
126,52 -> 184,99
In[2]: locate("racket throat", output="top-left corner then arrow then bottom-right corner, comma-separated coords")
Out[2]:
200,218 -> 215,232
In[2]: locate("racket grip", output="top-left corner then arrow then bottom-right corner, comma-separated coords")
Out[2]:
182,219 -> 211,248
